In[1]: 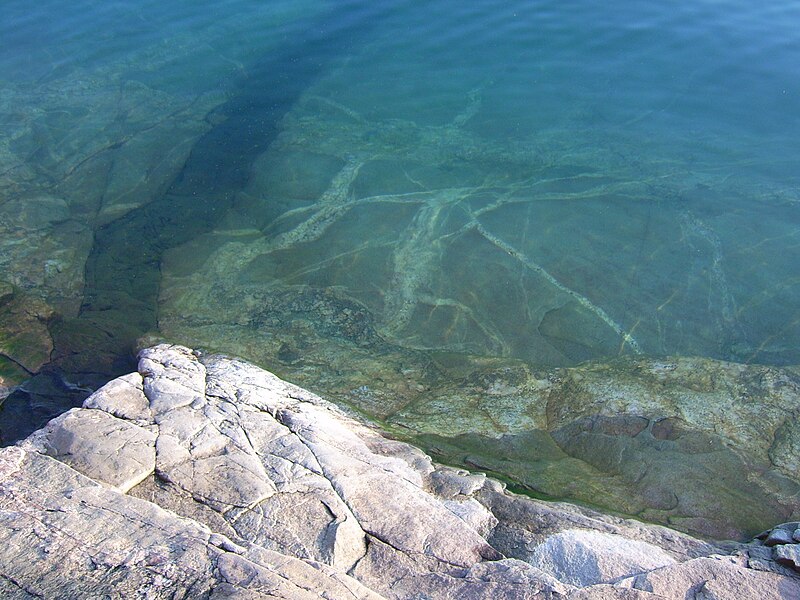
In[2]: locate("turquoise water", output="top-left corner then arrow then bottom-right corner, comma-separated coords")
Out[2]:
2,0 -> 798,366
1,0 -> 800,536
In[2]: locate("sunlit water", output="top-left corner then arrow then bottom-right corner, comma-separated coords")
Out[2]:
1,0 -> 800,537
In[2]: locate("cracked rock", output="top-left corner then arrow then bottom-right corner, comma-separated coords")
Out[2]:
20,406 -> 156,492
2,344 -> 800,599
764,526 -> 797,547
775,544 -> 800,571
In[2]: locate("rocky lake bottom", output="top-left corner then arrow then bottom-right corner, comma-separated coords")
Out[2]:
1,0 -> 800,551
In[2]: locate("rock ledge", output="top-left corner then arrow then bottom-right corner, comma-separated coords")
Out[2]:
1,344 -> 799,599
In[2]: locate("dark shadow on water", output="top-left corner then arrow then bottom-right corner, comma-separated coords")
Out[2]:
0,1 -> 403,445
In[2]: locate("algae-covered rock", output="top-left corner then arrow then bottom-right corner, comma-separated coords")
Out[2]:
402,356 -> 800,540
0,356 -> 27,401
0,282 -> 13,305
0,283 -> 54,382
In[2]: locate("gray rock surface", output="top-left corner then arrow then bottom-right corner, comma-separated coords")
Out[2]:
2,344 -> 799,599
768,529 -> 797,547
616,556 -> 800,600
0,446 -> 381,600
527,529 -> 676,587
775,545 -> 800,571
748,523 -> 800,580
21,406 -> 156,493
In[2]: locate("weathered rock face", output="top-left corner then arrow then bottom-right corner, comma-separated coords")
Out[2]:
2,344 -> 799,598
0,446 -> 383,600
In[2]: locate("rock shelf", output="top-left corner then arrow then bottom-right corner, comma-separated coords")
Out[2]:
2,344 -> 798,598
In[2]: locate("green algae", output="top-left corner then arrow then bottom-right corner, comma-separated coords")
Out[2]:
0,355 -> 28,389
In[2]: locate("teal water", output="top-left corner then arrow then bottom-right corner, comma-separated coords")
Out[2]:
1,0 -> 800,536
2,0 -> 798,365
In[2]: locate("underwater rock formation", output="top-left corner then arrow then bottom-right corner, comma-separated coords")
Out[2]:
159,87 -> 800,371
0,25 -> 232,412
148,88 -> 800,540
1,344 -> 799,598
0,283 -> 54,399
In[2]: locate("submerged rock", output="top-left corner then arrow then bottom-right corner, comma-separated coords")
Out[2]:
1,344 -> 798,598
145,83 -> 800,543
0,283 -> 54,399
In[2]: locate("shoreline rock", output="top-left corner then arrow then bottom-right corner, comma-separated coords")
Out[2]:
2,344 -> 799,598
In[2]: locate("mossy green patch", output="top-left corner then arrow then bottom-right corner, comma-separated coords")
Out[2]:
0,354 -> 29,386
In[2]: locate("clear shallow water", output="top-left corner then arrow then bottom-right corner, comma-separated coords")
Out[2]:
195,0 -> 800,367
1,0 -> 800,537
